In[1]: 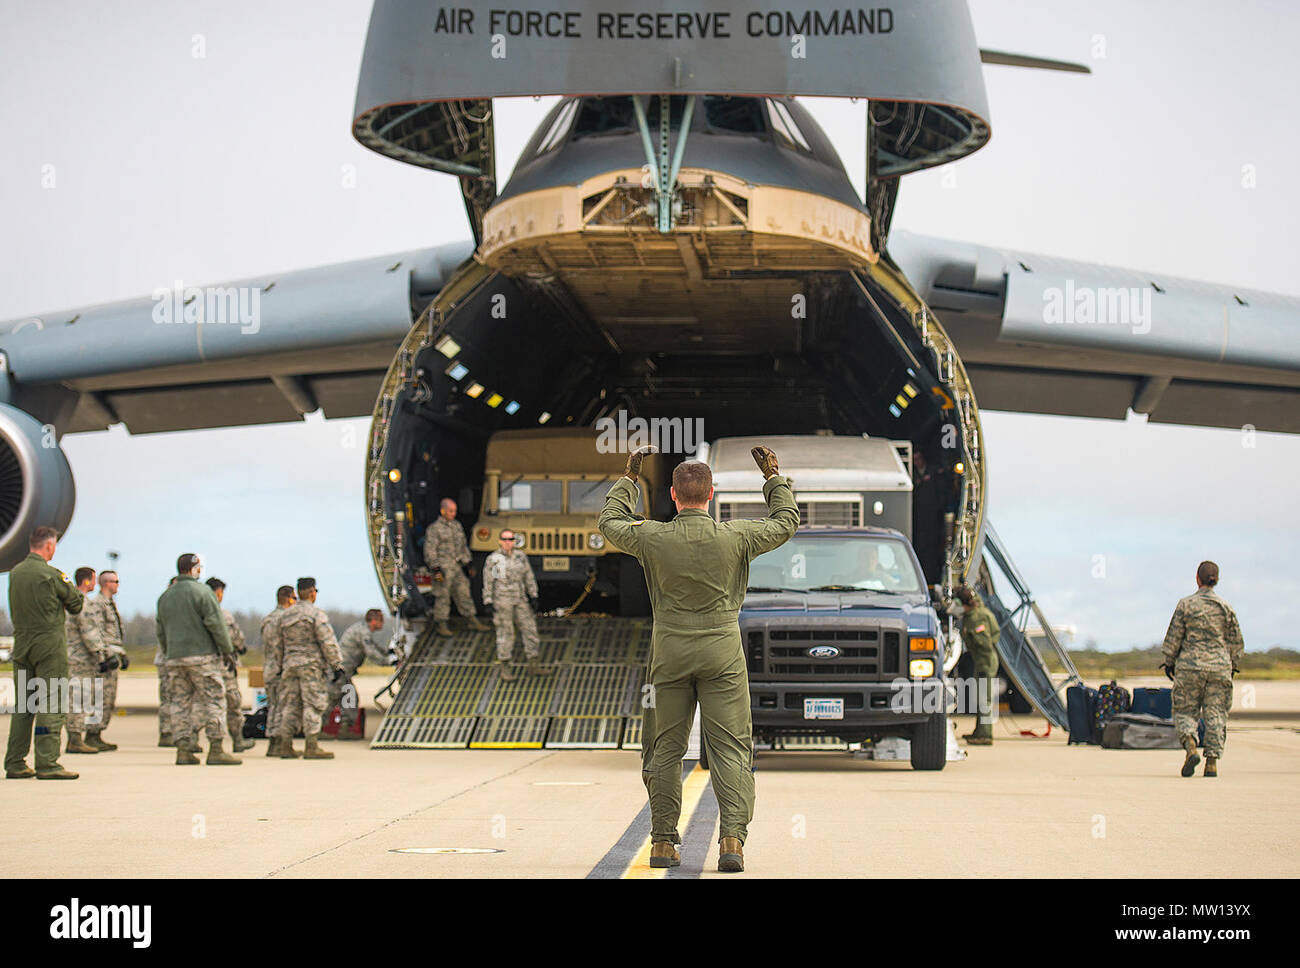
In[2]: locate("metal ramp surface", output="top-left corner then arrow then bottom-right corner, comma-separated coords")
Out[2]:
372,616 -> 653,750
977,522 -> 1083,729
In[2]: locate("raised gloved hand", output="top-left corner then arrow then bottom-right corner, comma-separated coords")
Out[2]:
332,667 -> 346,685
751,445 -> 779,479
118,653 -> 130,671
625,444 -> 658,483
1161,661 -> 1175,681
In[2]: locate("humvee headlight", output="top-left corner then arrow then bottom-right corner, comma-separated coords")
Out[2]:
909,658 -> 935,678
513,532 -> 526,548
588,533 -> 605,550
476,528 -> 489,541
909,637 -> 936,652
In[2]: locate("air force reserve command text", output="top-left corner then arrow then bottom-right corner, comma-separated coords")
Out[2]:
423,7 -> 895,38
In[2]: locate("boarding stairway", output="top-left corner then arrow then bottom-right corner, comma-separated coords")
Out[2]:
976,522 -> 1083,729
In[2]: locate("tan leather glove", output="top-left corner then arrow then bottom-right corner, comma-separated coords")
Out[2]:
751,445 -> 779,479
625,445 -> 657,483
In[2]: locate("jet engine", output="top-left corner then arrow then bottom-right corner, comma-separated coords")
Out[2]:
0,403 -> 75,571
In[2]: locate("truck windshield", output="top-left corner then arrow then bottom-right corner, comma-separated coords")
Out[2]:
567,477 -> 642,513
499,479 -> 563,512
749,535 -> 923,594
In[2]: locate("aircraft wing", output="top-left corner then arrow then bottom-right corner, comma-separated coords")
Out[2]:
889,230 -> 1300,433
0,242 -> 473,434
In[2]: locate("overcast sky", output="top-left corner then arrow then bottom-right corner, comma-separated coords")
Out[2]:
1,1 -> 1297,650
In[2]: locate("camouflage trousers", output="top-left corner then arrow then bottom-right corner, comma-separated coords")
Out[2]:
65,660 -> 107,734
265,679 -> 282,738
492,601 -> 539,662
432,567 -> 476,621
157,662 -> 176,737
1174,668 -> 1233,758
326,674 -> 361,731
280,664 -> 329,738
165,655 -> 228,745
220,663 -> 244,739
100,667 -> 118,731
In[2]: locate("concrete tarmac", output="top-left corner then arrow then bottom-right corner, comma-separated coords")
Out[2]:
2,675 -> 1297,878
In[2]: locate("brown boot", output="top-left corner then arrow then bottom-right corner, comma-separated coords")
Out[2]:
649,842 -> 681,868
468,616 -> 491,631
303,734 -> 334,759
66,732 -> 98,754
1204,757 -> 1218,778
36,767 -> 79,780
265,736 -> 282,756
435,620 -> 454,637
280,738 -> 302,758
175,744 -> 200,765
157,733 -> 175,748
718,837 -> 745,873
526,658 -> 553,677
6,765 -> 36,779
86,731 -> 117,751
231,732 -> 256,753
1181,736 -> 1201,777
496,661 -> 516,683
206,739 -> 242,765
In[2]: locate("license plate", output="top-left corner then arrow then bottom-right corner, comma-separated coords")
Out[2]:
542,556 -> 570,572
804,698 -> 844,720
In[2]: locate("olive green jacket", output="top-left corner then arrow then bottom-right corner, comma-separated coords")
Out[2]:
155,576 -> 233,659
961,595 -> 1000,657
8,552 -> 84,664
598,474 -> 799,627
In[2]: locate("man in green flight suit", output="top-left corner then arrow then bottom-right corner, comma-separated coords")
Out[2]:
956,585 -> 1000,746
599,444 -> 798,873
5,527 -> 85,779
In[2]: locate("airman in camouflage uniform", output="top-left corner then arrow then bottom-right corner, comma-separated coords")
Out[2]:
956,586 -> 1000,746
599,446 -> 798,874
325,609 -> 388,738
482,530 -> 546,681
83,571 -> 127,751
1161,561 -> 1243,778
206,578 -> 255,752
64,568 -> 105,755
156,554 -> 241,765
263,577 -> 343,759
261,585 -> 295,756
423,498 -> 490,636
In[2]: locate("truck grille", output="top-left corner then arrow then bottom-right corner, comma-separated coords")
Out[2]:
526,530 -> 588,552
745,625 -> 903,680
719,500 -> 860,526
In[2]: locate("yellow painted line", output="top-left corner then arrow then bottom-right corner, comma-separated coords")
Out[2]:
468,742 -> 544,749
622,764 -> 711,879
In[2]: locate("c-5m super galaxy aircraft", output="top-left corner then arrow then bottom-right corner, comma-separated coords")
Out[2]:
2,2 -> 1297,735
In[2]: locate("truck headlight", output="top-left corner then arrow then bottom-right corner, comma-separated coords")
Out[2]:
588,533 -> 605,550
909,658 -> 935,678
513,532 -> 526,548
909,636 -> 936,652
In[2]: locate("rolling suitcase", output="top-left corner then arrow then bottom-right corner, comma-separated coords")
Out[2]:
1066,684 -> 1099,744
1130,686 -> 1173,719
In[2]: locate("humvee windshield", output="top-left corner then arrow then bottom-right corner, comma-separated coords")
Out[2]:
499,479 -> 563,512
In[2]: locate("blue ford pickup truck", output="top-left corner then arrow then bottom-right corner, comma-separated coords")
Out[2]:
739,526 -> 949,770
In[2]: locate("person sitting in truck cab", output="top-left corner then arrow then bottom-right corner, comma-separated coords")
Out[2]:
839,543 -> 906,592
